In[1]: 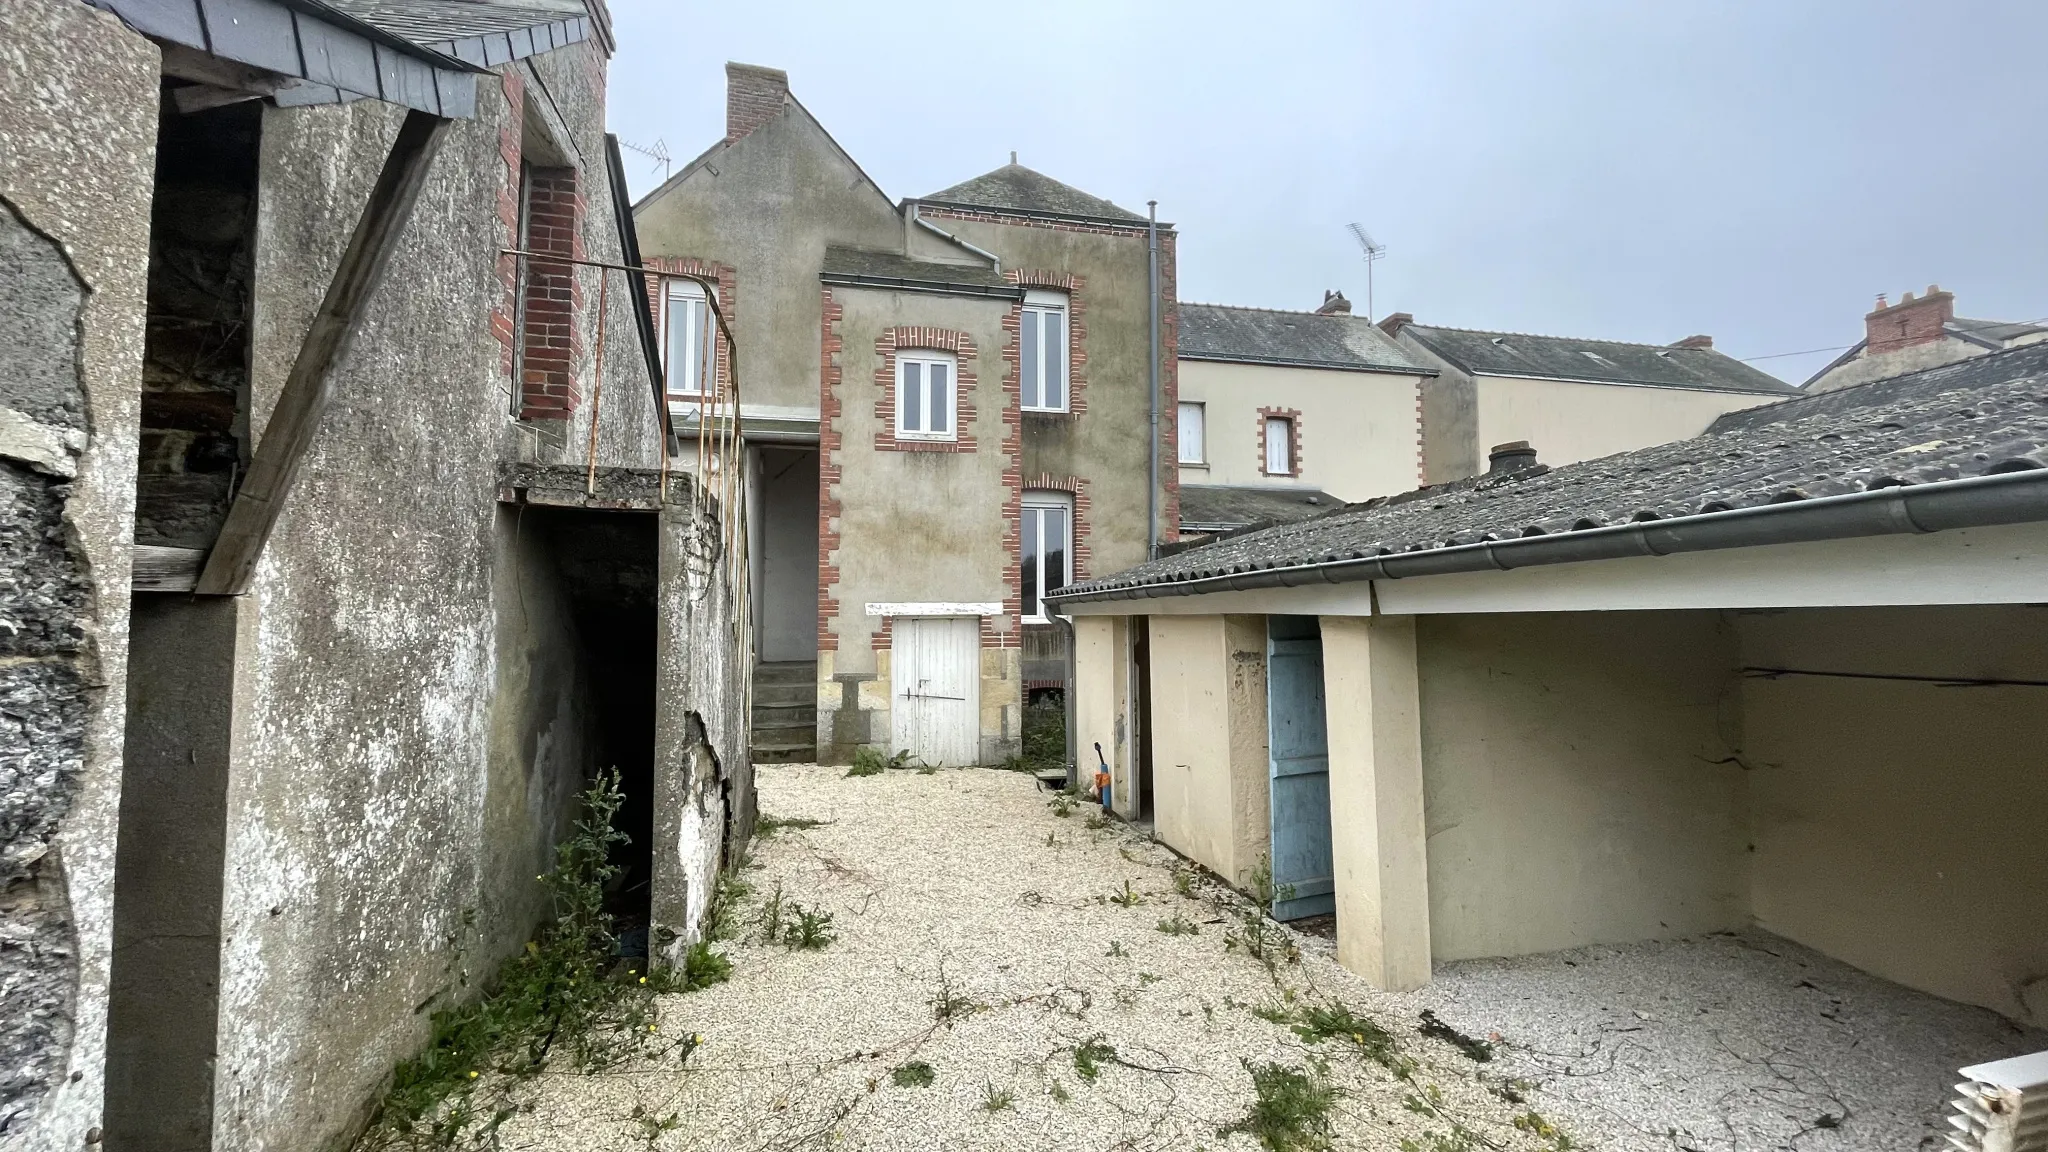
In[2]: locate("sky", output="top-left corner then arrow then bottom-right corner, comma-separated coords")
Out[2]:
603,0 -> 2048,385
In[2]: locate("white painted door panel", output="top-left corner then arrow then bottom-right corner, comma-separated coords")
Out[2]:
890,617 -> 980,766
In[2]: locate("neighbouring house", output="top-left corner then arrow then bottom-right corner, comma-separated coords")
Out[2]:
1174,291 -> 1433,539
2,2 -> 751,1149
632,64 -> 1176,765
1382,314 -> 1799,483
1804,284 -> 2047,393
1053,340 -> 2048,1034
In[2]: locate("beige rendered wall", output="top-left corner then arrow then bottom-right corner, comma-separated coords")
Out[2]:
1146,616 -> 1271,886
1735,605 -> 2048,1025
1418,611 -> 1749,960
1473,376 -> 1781,471
1071,616 -> 1140,818
1176,360 -> 1424,501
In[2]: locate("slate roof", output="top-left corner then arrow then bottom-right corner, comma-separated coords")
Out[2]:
1060,339 -> 2048,598
920,164 -> 1146,223
1180,485 -> 1342,532
819,248 -> 1019,298
321,0 -> 592,64
1181,304 -> 1430,375
1401,324 -> 1797,395
1954,317 -> 2048,348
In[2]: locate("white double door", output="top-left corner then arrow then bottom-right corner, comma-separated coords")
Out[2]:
890,616 -> 981,766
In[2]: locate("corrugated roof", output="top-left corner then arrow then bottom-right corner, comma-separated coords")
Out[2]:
1180,485 -> 1342,531
1181,304 -> 1429,375
920,163 -> 1145,223
1062,340 -> 2048,598
819,248 -> 1018,297
1403,324 -> 1797,395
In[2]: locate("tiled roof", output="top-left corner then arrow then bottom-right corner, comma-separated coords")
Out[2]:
1180,304 -> 1429,375
1179,485 -> 1342,532
920,163 -> 1145,223
1062,340 -> 2048,598
1402,323 -> 1797,395
819,248 -> 1018,297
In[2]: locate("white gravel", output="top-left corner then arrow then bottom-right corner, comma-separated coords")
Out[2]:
487,765 -> 2043,1151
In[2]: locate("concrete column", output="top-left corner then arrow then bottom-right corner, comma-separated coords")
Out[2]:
1320,614 -> 1431,991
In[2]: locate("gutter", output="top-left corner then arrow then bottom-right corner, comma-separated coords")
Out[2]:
1047,467 -> 2048,605
916,198 -> 1172,233
1178,352 -> 1438,377
817,271 -> 1024,300
909,205 -> 1003,273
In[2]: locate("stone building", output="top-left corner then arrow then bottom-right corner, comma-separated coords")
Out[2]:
633,64 -> 1177,765
1,2 -> 751,1149
1803,284 -> 2047,393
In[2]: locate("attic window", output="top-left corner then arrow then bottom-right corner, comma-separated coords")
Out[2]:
1580,351 -> 1615,367
1490,337 -> 1510,347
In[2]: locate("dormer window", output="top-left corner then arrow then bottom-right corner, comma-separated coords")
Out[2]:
1021,289 -> 1069,412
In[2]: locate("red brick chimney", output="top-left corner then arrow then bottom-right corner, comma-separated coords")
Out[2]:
1315,290 -> 1351,315
1670,334 -> 1713,350
1865,284 -> 1954,355
725,63 -> 788,145
1377,311 -> 1413,337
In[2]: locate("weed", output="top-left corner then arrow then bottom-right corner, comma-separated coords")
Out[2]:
782,903 -> 836,950
1044,832 -> 1058,848
1173,867 -> 1198,898
1073,1036 -> 1117,1081
1513,1111 -> 1574,1149
1250,1001 -> 1295,1025
1418,1009 -> 1493,1062
759,882 -> 786,943
1106,940 -> 1128,958
1049,793 -> 1076,818
1156,914 -> 1199,936
1020,695 -> 1066,772
642,940 -> 730,995
981,1083 -> 1016,1112
754,814 -> 828,837
890,1061 -> 935,1088
1139,972 -> 1162,986
1201,999 -> 1217,1025
1110,879 -> 1144,907
706,869 -> 753,943
1292,1003 -> 1402,1069
930,969 -> 983,1024
1086,812 -> 1111,831
630,1108 -> 680,1146
917,763 -> 938,775
1219,1059 -> 1339,1151
1400,1130 -> 1480,1152
1048,1079 -> 1071,1103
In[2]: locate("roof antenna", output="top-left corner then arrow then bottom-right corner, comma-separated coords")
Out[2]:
1346,223 -> 1387,322
620,136 -> 672,182
1010,151 -> 1018,165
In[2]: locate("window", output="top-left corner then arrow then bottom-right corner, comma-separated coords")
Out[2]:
1177,402 -> 1206,464
1264,415 -> 1294,475
896,351 -> 956,440
1020,290 -> 1069,412
663,278 -> 713,396
1021,491 -> 1073,622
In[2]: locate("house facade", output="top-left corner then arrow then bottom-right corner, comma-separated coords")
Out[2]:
1804,284 -> 2047,393
1056,341 -> 2048,1031
633,64 -> 1176,765
1174,292 -> 1433,537
1382,315 -> 1798,482
2,3 -> 751,1149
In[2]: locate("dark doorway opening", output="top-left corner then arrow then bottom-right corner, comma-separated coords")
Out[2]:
1135,617 -> 1154,819
521,507 -> 660,958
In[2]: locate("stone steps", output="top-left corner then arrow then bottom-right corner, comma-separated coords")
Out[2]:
751,661 -> 817,763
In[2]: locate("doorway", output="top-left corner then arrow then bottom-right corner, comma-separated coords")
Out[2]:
1266,615 -> 1334,921
890,616 -> 980,766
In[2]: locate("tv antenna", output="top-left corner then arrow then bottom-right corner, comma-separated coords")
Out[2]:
1346,223 -> 1386,321
620,136 -> 672,182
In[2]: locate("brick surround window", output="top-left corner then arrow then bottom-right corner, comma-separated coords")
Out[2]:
1020,490 -> 1072,622
662,277 -> 712,396
1020,290 -> 1069,412
1259,407 -> 1302,477
895,351 -> 956,441
518,165 -> 581,420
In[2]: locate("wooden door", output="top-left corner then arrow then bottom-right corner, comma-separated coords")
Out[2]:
890,617 -> 981,766
1267,616 -> 1335,920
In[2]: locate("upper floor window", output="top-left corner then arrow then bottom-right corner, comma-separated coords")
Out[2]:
663,278 -> 712,396
1177,402 -> 1206,464
1021,490 -> 1073,622
1264,415 -> 1295,475
897,351 -> 956,440
1020,290 -> 1069,412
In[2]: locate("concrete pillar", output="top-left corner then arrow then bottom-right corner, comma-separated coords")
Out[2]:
1320,614 -> 1431,991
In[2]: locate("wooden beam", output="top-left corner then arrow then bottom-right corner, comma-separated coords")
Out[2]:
132,545 -> 206,592
196,110 -> 451,595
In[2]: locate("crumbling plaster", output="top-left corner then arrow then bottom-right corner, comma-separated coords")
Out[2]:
0,2 -> 156,1146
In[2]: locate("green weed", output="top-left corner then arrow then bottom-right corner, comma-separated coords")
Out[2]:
754,814 -> 828,837
890,1061 -> 935,1088
1073,1036 -> 1117,1081
781,903 -> 836,950
982,1083 -> 1016,1112
1110,879 -> 1144,907
1156,914 -> 1199,936
1219,1059 -> 1339,1151
1418,1009 -> 1494,1062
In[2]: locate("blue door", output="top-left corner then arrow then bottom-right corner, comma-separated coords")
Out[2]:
1267,616 -> 1334,921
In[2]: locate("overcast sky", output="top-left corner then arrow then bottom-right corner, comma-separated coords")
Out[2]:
604,0 -> 2047,385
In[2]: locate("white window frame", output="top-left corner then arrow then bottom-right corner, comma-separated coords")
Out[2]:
1020,289 -> 1070,413
662,278 -> 713,397
1177,401 -> 1206,464
895,351 -> 957,441
1020,490 -> 1074,623
1264,415 -> 1295,475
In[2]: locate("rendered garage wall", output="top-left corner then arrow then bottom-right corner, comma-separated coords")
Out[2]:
0,3 -> 155,1145
1145,615 -> 1270,888
1736,605 -> 2048,1025
1417,611 -> 1750,960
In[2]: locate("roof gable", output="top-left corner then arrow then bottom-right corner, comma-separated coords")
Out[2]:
1180,304 -> 1428,375
635,94 -> 897,224
920,163 -> 1143,223
1404,324 -> 1796,395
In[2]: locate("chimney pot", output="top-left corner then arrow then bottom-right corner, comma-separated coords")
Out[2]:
725,62 -> 789,145
1487,441 -> 1538,474
1378,311 -> 1414,337
1864,284 -> 1955,355
1315,290 -> 1351,315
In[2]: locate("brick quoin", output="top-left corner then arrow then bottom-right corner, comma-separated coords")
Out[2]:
873,327 -> 980,454
1159,230 -> 1181,542
994,303 -> 1023,649
519,166 -> 584,420
1257,405 -> 1305,478
817,289 -> 845,653
1006,269 -> 1088,417
490,71 -> 527,379
1023,473 -> 1093,580
640,256 -> 737,396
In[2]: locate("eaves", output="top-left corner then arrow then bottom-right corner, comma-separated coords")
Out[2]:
817,272 -> 1025,301
911,198 -> 1174,233
1178,352 -> 1437,378
1469,370 -> 1793,396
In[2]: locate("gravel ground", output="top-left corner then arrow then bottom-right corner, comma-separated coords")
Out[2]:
488,764 -> 2042,1151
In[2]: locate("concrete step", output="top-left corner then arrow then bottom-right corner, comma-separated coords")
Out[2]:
753,682 -> 814,708
752,723 -> 816,747
753,703 -> 816,727
753,743 -> 816,764
753,661 -> 817,687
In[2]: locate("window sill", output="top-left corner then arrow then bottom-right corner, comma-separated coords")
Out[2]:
1179,461 -> 1209,469
894,433 -> 959,444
